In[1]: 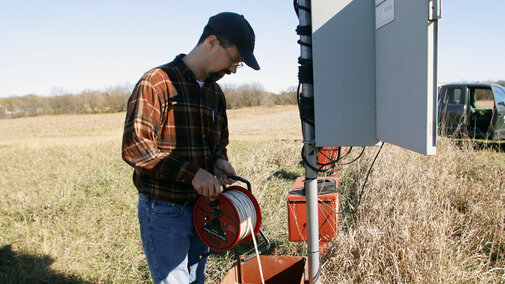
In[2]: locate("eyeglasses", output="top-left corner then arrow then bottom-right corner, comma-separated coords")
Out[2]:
222,46 -> 244,69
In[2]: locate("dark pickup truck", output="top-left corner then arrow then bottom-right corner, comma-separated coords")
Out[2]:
438,83 -> 505,140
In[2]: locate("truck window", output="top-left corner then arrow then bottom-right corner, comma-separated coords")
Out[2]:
471,88 -> 494,109
493,86 -> 505,106
440,87 -> 464,105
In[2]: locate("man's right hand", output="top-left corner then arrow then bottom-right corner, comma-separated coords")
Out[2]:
192,169 -> 222,197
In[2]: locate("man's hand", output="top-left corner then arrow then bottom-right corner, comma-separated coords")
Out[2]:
192,169 -> 222,197
213,159 -> 237,186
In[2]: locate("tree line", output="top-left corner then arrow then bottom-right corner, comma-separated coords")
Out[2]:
0,83 -> 297,119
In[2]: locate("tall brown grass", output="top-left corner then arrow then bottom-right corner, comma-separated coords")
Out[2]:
324,139 -> 505,283
0,112 -> 503,283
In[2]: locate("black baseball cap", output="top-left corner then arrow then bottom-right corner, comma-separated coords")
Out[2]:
207,12 -> 260,70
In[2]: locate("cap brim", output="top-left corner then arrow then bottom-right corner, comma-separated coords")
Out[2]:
237,47 -> 260,70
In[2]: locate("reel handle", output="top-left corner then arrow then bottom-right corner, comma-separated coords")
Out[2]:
227,175 -> 252,192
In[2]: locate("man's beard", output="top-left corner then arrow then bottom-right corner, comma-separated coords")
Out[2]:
208,69 -> 231,82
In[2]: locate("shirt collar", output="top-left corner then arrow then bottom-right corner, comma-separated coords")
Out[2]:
172,54 -> 197,82
172,54 -> 218,87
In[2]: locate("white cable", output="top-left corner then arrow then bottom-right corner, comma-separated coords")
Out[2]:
222,190 -> 257,240
223,190 -> 264,283
249,218 -> 265,284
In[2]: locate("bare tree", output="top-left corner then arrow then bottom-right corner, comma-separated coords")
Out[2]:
237,82 -> 266,107
21,94 -> 42,116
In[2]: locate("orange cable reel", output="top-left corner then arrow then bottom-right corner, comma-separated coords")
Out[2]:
193,178 -> 262,252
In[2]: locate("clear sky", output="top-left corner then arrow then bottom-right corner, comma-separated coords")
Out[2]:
0,0 -> 503,97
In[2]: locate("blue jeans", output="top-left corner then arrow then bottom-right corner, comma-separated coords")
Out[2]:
138,193 -> 209,284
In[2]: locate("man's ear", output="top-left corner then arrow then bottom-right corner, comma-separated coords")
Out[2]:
206,35 -> 219,50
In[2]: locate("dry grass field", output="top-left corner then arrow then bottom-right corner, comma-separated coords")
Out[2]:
0,105 -> 301,147
0,105 -> 504,283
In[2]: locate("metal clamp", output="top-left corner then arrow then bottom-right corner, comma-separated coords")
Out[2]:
429,0 -> 442,22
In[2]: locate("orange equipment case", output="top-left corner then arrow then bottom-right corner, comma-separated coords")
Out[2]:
287,176 -> 339,242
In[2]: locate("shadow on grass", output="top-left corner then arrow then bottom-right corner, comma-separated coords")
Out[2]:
271,170 -> 299,181
0,245 -> 87,284
471,140 -> 505,152
449,138 -> 505,152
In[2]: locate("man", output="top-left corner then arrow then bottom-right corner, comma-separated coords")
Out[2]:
121,12 -> 260,284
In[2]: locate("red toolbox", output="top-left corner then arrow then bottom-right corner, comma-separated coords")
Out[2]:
287,177 -> 339,242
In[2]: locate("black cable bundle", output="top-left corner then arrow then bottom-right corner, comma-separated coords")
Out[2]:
294,0 -> 315,128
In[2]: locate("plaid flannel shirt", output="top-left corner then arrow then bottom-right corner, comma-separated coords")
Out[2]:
122,55 -> 229,203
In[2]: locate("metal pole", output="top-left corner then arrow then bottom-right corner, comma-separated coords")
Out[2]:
298,0 -> 320,283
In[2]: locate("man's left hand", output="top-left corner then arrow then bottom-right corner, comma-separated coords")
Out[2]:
213,159 -> 237,186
